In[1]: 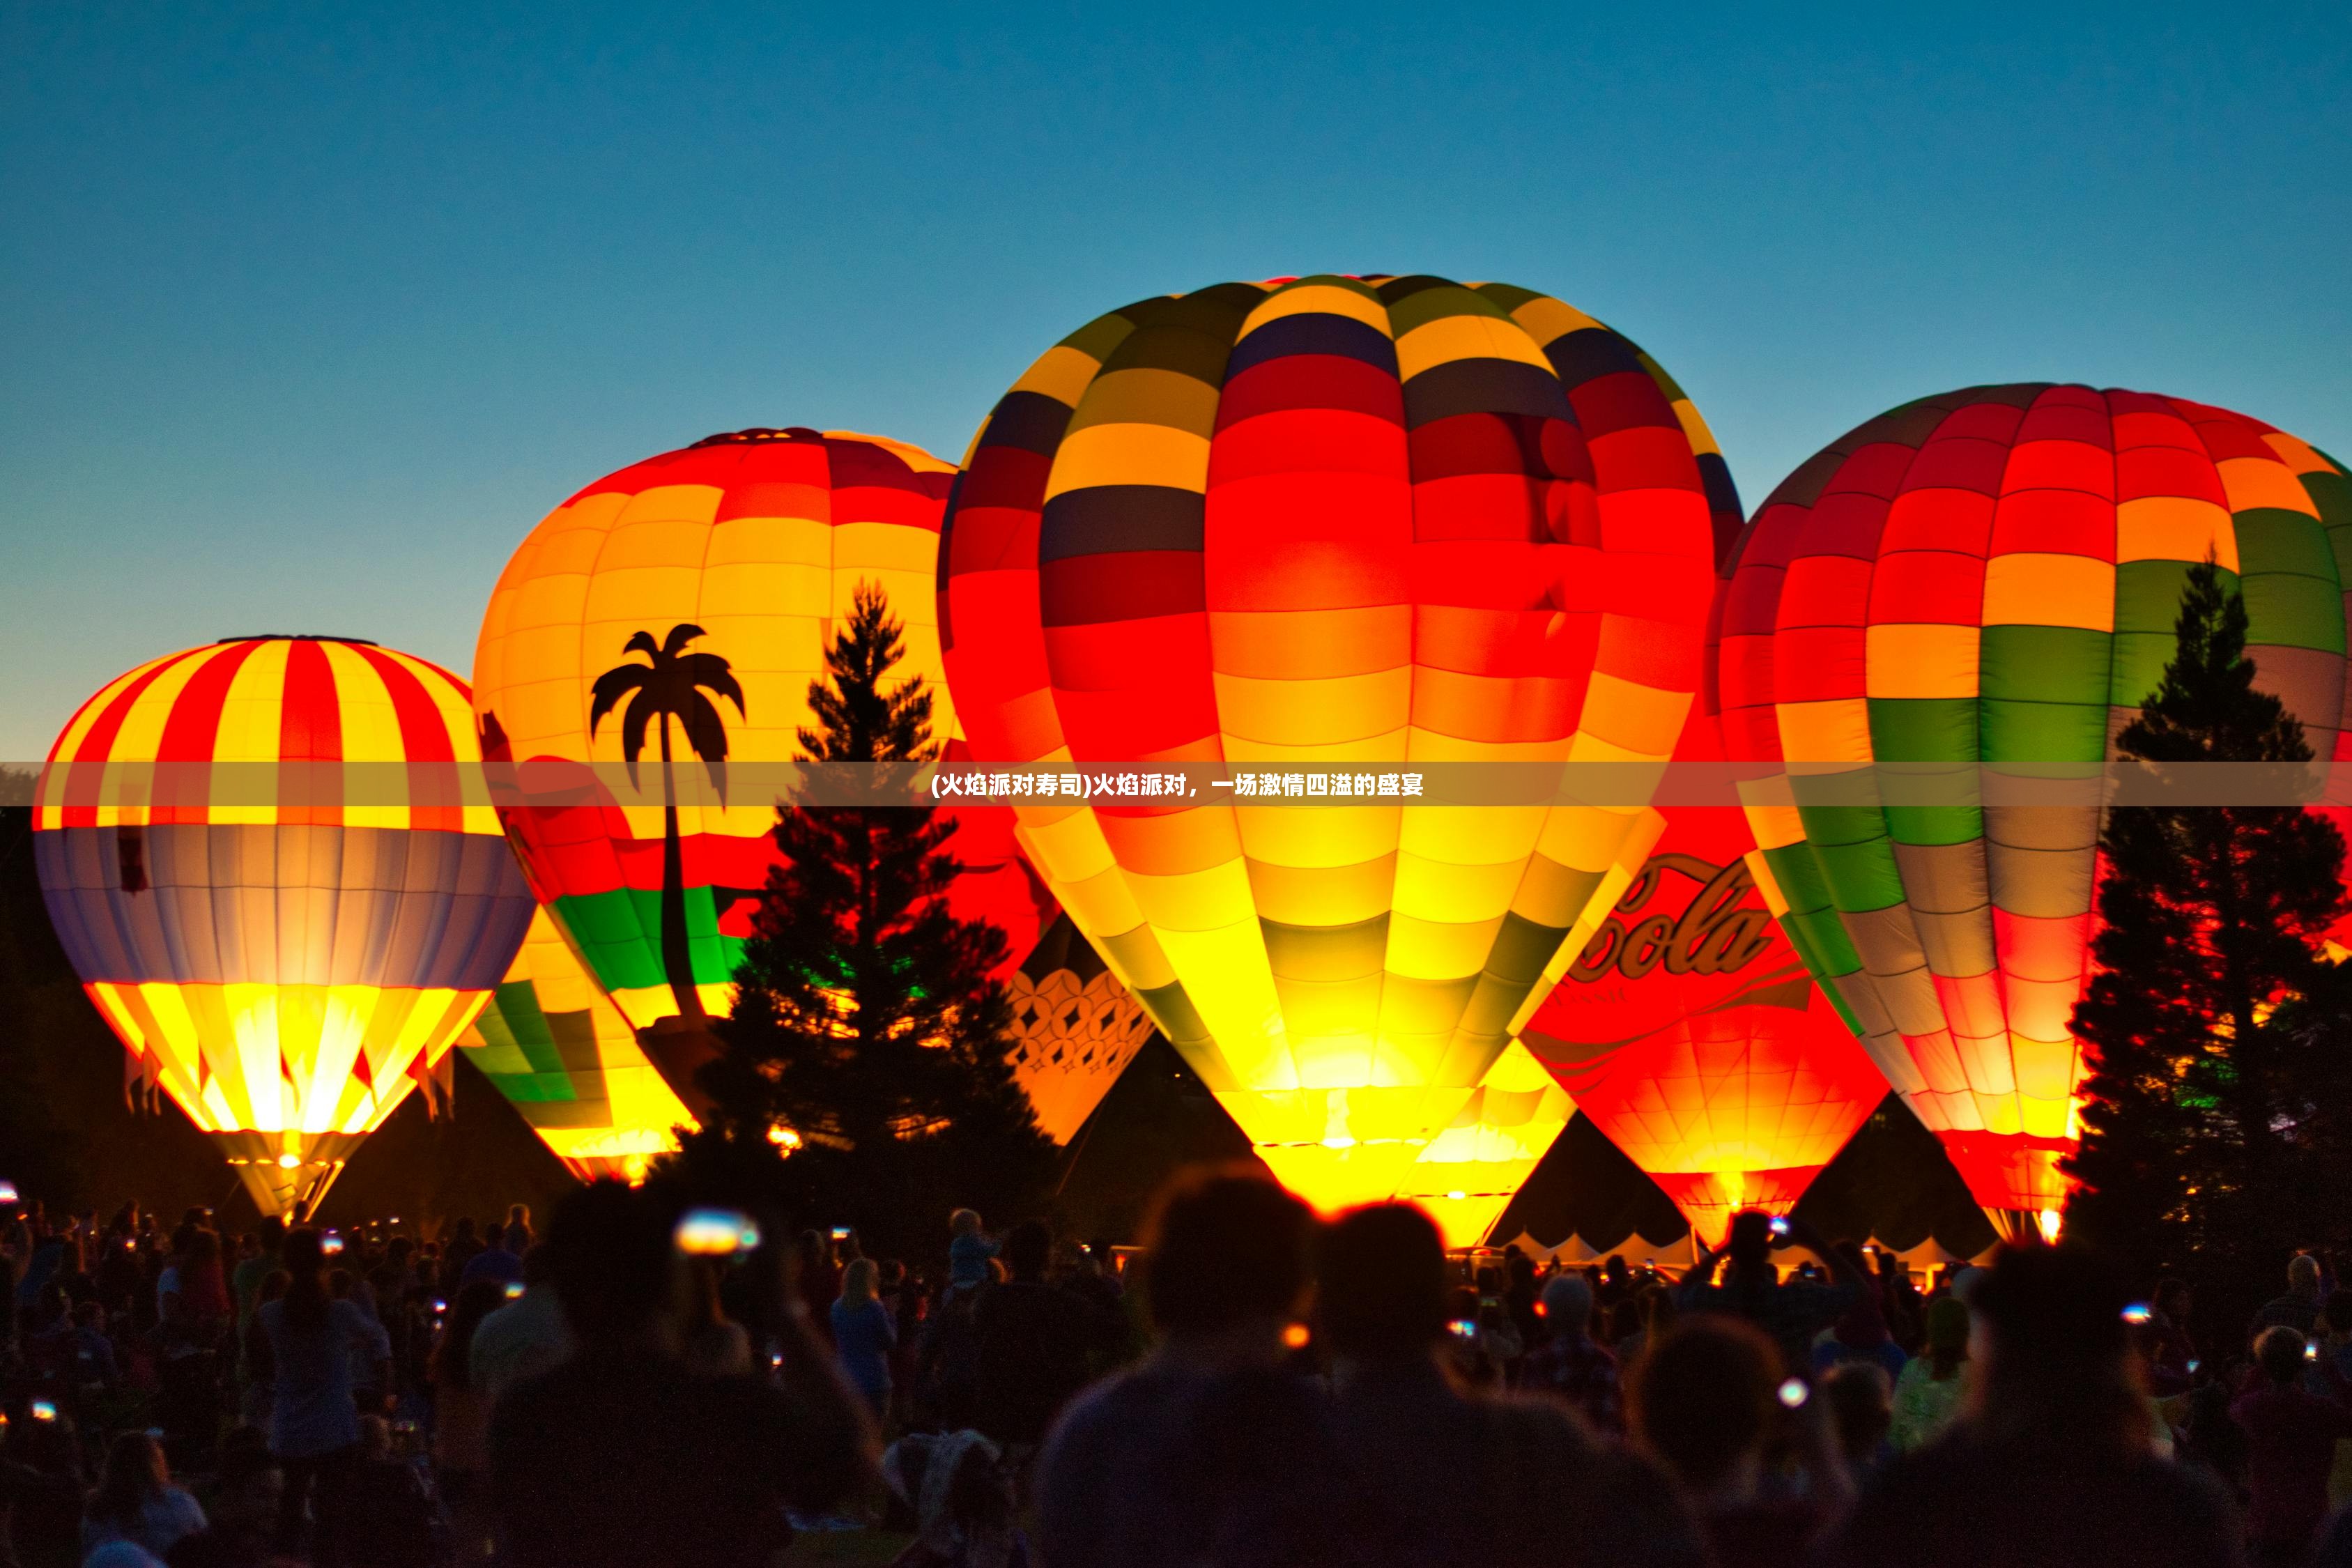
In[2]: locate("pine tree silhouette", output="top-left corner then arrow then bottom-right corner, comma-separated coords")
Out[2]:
677,583 -> 1054,1251
2068,555 -> 2349,1295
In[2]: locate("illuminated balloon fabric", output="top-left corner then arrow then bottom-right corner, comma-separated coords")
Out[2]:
470,428 -> 1054,1038
1005,913 -> 1155,1143
1717,385 -> 2352,1233
937,275 -> 1726,1212
1519,715 -> 1884,1246
1393,1039 -> 1575,1249
33,636 -> 535,1217
457,907 -> 693,1183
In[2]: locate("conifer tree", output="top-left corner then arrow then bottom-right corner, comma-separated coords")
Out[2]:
675,584 -> 1055,1252
2067,557 -> 2349,1289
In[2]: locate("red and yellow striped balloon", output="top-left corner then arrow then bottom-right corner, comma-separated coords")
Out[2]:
35,636 -> 535,1216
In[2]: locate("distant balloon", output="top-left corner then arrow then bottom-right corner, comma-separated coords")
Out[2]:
939,275 -> 1729,1213
457,907 -> 694,1183
1718,385 -> 2352,1236
1521,711 -> 1885,1245
1004,913 -> 1157,1144
472,429 -> 1056,1101
36,636 -> 534,1217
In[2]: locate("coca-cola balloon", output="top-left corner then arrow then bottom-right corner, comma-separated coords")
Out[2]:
1522,713 -> 1885,1244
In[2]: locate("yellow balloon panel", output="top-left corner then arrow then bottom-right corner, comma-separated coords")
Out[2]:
1394,1039 -> 1576,1248
459,907 -> 694,1184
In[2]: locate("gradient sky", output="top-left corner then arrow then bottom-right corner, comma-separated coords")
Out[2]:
3,1 -> 2346,758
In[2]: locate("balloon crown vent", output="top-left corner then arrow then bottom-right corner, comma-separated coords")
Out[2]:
215,634 -> 378,646
692,426 -> 824,447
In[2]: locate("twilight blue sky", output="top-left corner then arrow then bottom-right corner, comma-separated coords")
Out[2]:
3,1 -> 2346,757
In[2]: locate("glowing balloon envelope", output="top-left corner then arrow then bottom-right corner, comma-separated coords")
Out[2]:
472,428 -> 1055,1100
35,636 -> 535,1216
938,275 -> 1729,1212
1718,385 -> 2352,1236
456,907 -> 694,1183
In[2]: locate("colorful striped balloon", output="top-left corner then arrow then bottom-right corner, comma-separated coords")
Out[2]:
1719,385 -> 2352,1236
35,636 -> 534,1217
938,275 -> 1728,1213
456,907 -> 694,1183
472,428 -> 1056,1102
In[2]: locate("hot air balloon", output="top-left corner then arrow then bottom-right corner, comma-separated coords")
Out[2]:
471,428 -> 1056,1105
456,907 -> 694,1183
34,636 -> 535,1217
937,275 -> 1729,1213
1006,913 -> 1157,1143
1520,711 -> 1886,1245
1718,384 -> 2352,1238
1392,1039 -> 1576,1248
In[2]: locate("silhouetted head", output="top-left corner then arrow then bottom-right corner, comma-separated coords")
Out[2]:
91,1430 -> 169,1527
1541,1273 -> 1593,1339
2289,1254 -> 2323,1299
546,1181 -> 675,1344
1004,1220 -> 1052,1282
1725,1210 -> 1774,1273
2256,1325 -> 2309,1386
1629,1316 -> 1783,1494
259,1216 -> 286,1250
1316,1204 -> 1447,1362
1139,1165 -> 1318,1343
1821,1362 -> 1893,1462
1974,1243 -> 2130,1376
1967,1243 -> 2153,1448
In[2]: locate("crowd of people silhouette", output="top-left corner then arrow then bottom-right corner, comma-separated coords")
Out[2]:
6,1172 -> 2350,1567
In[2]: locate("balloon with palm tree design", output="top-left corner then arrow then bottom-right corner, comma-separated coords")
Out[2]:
472,428 -> 1056,1109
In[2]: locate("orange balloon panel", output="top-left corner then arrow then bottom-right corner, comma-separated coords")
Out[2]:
939,276 -> 1728,1213
472,428 -> 1053,1038
34,636 -> 534,1216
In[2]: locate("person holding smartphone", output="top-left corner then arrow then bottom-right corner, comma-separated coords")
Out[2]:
486,1185 -> 874,1568
1675,1211 -> 1868,1375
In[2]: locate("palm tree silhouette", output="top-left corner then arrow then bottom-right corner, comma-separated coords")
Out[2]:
590,624 -> 745,1023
